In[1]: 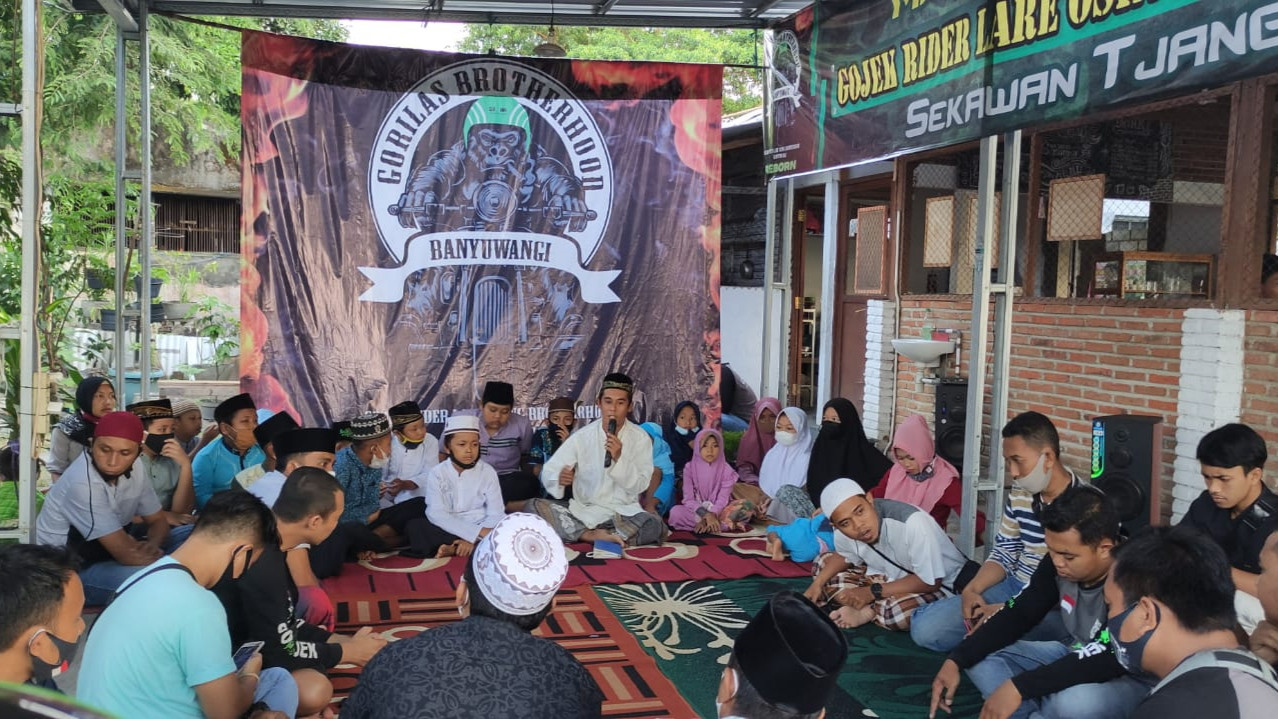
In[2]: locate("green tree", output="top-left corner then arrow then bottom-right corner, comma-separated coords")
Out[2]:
459,25 -> 762,114
0,8 -> 344,384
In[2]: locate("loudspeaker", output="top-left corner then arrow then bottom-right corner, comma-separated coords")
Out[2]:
934,379 -> 968,472
1090,415 -> 1164,532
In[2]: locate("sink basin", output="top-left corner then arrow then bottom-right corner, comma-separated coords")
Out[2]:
892,338 -> 956,368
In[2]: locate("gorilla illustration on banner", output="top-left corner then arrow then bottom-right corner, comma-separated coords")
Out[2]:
240,31 -> 724,427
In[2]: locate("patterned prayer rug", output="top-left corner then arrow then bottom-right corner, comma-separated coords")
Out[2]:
596,578 -> 988,719
331,585 -> 697,718
320,530 -> 810,598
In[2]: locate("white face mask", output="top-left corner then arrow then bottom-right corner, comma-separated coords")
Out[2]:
775,430 -> 799,446
1014,453 -> 1051,494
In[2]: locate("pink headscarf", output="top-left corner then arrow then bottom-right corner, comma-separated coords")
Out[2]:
735,397 -> 781,482
880,414 -> 958,514
683,428 -> 739,514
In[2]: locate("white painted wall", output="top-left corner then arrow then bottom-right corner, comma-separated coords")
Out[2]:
721,286 -> 788,402
1172,308 -> 1245,521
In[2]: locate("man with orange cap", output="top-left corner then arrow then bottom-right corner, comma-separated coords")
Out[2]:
36,411 -> 179,605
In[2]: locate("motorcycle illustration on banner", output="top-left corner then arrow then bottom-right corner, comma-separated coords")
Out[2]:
241,32 -> 724,428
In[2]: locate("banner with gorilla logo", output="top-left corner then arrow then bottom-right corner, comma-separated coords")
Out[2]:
240,31 -> 724,428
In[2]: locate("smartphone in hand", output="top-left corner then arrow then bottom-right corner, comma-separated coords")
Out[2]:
233,640 -> 265,670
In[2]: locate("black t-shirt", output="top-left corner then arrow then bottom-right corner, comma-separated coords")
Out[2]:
211,544 -> 342,672
1133,656 -> 1278,719
1180,487 -> 1278,574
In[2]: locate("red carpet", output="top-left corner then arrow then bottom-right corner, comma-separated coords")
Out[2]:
331,586 -> 698,718
321,531 -> 812,598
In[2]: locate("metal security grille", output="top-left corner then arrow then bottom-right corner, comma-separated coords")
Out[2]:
853,205 -> 887,294
153,193 -> 241,254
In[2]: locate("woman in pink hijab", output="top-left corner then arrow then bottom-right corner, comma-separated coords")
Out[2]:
734,397 -> 781,484
669,429 -> 740,534
872,414 -> 985,537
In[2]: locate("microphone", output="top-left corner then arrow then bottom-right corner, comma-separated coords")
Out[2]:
604,419 -> 617,468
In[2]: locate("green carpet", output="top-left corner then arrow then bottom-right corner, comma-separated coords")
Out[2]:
597,578 -> 985,719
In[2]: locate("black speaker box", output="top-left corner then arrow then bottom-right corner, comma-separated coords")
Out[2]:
1090,415 -> 1164,532
935,379 -> 968,472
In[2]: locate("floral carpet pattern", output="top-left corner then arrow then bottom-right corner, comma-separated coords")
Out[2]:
598,577 -> 986,719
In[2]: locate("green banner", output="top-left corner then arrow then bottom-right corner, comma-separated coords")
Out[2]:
764,0 -> 1278,176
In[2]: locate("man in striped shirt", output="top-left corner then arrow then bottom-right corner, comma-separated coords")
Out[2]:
912,411 -> 1080,652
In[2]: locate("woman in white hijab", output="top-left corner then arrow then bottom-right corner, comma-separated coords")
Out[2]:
757,407 -> 814,524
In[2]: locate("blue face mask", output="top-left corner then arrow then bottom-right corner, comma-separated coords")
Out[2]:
1107,601 -> 1160,675
675,425 -> 698,436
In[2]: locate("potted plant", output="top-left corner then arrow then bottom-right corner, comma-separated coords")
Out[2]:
132,272 -> 163,301
161,266 -> 200,320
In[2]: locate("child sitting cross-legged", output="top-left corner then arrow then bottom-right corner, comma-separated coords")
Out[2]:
402,415 -> 505,559
669,429 -> 742,535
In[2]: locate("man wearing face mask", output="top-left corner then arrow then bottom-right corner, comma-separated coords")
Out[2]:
716,591 -> 847,719
35,412 -> 177,606
193,393 -> 267,510
214,467 -> 389,718
334,412 -> 425,549
234,411 -> 300,493
912,411 -> 1080,653
930,486 -> 1149,719
1105,525 -> 1278,719
78,490 -> 298,719
0,545 -> 86,690
128,398 -> 197,527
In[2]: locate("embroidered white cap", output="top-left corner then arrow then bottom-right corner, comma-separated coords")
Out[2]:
442,414 -> 482,438
472,513 -> 569,616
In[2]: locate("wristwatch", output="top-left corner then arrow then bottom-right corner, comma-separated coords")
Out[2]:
870,582 -> 884,600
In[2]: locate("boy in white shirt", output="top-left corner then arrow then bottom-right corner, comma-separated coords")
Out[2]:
381,400 -> 441,509
404,415 -> 505,559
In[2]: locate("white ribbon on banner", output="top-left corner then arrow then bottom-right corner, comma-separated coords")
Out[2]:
359,231 -> 621,304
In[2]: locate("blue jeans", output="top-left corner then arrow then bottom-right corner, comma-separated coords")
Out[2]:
720,414 -> 749,432
910,574 -> 1068,652
256,666 -> 299,717
965,640 -> 1150,719
80,524 -> 196,606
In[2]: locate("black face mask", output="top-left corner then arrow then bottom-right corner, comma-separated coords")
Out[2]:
28,628 -> 79,683
819,421 -> 843,438
145,433 -> 174,455
451,456 -> 479,471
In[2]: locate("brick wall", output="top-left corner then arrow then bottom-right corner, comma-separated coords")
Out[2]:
1239,310 -> 1278,488
894,297 -> 1182,520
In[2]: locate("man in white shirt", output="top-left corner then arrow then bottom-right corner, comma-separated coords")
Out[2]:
381,400 -> 440,509
35,411 -> 176,606
526,372 -> 666,547
805,478 -> 968,632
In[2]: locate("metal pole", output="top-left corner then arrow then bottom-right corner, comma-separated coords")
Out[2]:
761,177 -> 777,398
816,173 -> 838,411
18,0 -> 41,541
138,1 -> 153,398
985,130 -> 1022,548
114,29 -> 127,395
959,135 -> 999,556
